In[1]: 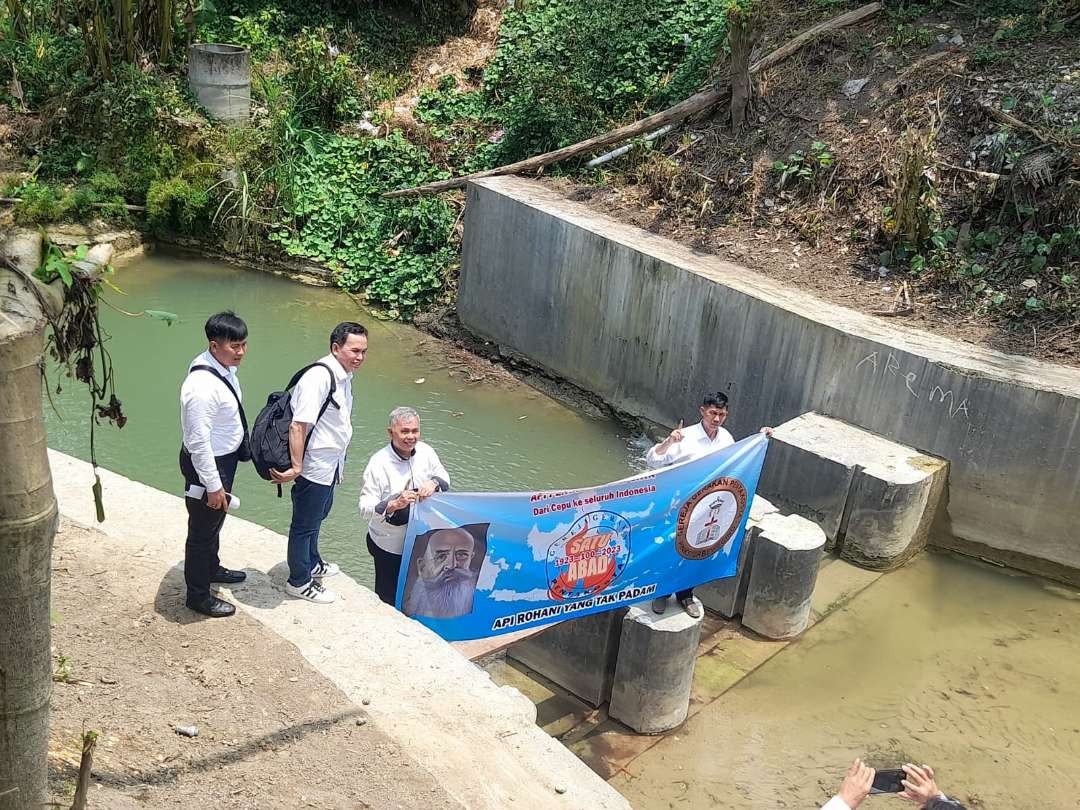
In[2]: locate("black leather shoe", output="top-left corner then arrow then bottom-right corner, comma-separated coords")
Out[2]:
186,595 -> 236,618
210,567 -> 247,584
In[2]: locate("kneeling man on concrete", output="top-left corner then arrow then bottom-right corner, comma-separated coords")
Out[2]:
359,406 -> 450,605
645,391 -> 772,618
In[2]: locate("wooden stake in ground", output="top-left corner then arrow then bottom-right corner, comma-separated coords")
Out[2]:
69,731 -> 98,810
383,2 -> 882,198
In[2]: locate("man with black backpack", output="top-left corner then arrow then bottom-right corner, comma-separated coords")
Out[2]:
179,311 -> 252,618
269,322 -> 368,605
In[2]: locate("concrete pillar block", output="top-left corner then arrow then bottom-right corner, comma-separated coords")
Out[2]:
697,526 -> 758,619
698,496 -> 778,618
842,454 -> 949,570
741,513 -> 825,640
508,608 -> 626,707
758,417 -> 858,546
758,413 -> 949,566
608,605 -> 701,734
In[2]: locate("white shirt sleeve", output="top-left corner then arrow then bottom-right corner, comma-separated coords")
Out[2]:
424,447 -> 450,488
820,797 -> 851,810
358,458 -> 387,520
180,379 -> 222,492
291,366 -> 333,425
645,442 -> 676,469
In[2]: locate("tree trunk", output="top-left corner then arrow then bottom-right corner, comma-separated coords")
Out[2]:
0,230 -> 59,810
727,6 -> 758,132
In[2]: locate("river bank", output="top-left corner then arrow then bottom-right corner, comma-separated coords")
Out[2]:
48,521 -> 456,810
47,450 -> 631,809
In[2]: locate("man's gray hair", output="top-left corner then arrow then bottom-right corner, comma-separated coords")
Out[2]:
389,406 -> 420,427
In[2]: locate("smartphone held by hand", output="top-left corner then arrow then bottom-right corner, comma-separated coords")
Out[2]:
185,483 -> 241,511
870,768 -> 906,794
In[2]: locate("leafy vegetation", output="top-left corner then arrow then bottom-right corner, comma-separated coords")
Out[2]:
271,132 -> 456,317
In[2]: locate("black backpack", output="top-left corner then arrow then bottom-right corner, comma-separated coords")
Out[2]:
250,362 -> 338,494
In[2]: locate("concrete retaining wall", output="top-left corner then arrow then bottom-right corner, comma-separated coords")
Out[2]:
458,177 -> 1080,581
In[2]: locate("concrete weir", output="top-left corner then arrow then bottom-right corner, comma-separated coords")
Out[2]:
47,451 -> 630,810
459,177 -> 1080,583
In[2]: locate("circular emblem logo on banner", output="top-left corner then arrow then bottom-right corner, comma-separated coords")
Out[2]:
675,477 -> 748,560
546,511 -> 632,601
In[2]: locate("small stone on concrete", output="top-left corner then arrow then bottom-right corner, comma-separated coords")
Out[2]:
362,697 -> 371,706
355,717 -> 367,726
555,785 -> 568,795
174,724 -> 199,738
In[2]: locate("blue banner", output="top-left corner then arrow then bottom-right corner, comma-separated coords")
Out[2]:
395,434 -> 769,641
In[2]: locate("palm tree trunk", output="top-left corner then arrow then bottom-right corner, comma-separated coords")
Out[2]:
0,231 -> 59,810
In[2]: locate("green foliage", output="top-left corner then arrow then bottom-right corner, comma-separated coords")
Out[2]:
35,243 -> 89,288
885,23 -> 935,50
282,28 -> 364,126
270,132 -> 455,317
10,180 -> 71,223
0,25 -> 85,107
146,174 -> 214,233
484,0 -> 727,161
772,141 -> 834,189
415,76 -> 500,172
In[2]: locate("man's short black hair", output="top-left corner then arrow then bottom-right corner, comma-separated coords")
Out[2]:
702,391 -> 729,409
330,321 -> 368,349
205,311 -> 247,343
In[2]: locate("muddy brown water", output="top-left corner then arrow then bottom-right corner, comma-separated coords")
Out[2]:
611,553 -> 1080,808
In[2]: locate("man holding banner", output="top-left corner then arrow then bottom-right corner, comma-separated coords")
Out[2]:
645,391 -> 771,618
396,400 -> 770,642
359,406 -> 450,605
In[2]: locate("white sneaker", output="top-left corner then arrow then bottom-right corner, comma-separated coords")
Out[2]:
285,579 -> 337,604
311,561 -> 340,579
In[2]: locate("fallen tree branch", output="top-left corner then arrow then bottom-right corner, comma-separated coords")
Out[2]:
0,196 -> 147,212
980,105 -> 1080,152
384,2 -> 882,198
940,162 -> 1004,181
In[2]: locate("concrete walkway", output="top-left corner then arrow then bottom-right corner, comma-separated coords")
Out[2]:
49,450 -> 631,810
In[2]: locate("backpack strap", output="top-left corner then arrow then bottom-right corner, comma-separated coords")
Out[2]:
189,365 -> 249,437
290,362 -> 341,458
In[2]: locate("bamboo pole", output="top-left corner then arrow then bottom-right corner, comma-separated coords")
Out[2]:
0,231 -> 57,810
383,2 -> 882,198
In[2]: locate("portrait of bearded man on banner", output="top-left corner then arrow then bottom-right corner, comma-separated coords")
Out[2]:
403,524 -> 487,619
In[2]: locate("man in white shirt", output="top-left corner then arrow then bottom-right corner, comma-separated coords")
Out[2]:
359,406 -> 450,605
271,322 -> 368,604
645,391 -> 771,618
179,311 -> 251,618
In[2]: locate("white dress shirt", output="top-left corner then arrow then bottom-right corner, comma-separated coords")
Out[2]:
359,441 -> 450,554
290,354 -> 353,486
180,351 -> 244,492
820,798 -> 852,810
645,420 -> 734,469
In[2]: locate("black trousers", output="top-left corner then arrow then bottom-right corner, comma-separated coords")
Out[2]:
366,533 -> 402,606
180,448 -> 239,602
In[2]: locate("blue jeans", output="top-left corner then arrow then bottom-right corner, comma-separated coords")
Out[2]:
287,476 -> 335,587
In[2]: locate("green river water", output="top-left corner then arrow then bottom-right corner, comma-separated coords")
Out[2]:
44,253 -> 639,586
